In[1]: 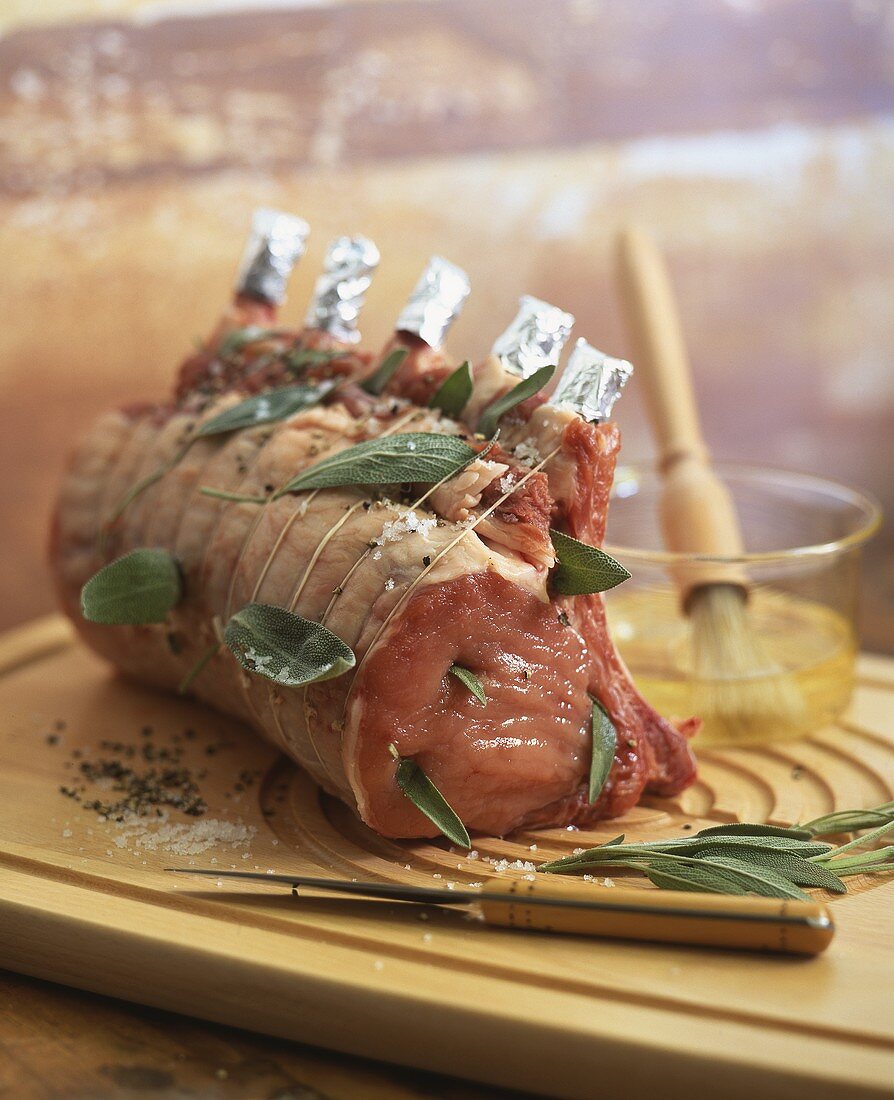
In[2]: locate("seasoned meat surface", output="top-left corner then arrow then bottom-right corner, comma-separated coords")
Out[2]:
51,319 -> 696,838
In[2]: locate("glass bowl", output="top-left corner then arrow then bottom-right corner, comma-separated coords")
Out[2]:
603,463 -> 882,746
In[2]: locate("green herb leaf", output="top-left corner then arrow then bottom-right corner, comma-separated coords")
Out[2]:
822,846 -> 894,877
81,549 -> 182,625
429,361 -> 473,417
389,744 -> 471,848
224,603 -> 355,686
811,818 -> 894,860
195,382 -> 333,439
645,857 -> 812,901
683,844 -> 846,892
449,664 -> 486,705
361,348 -> 408,395
477,364 -> 555,438
800,802 -> 894,837
104,467 -> 167,532
219,326 -> 282,357
549,529 -> 630,596
588,698 -> 617,803
198,487 -> 269,504
275,432 -> 476,496
696,822 -> 814,841
285,346 -> 349,375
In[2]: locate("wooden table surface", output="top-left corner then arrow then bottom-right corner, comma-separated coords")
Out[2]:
0,969 -> 531,1100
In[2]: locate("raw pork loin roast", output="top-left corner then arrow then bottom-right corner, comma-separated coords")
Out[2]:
52,210 -> 697,839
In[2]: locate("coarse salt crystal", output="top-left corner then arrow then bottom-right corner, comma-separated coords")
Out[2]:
513,439 -> 542,466
384,578 -> 395,591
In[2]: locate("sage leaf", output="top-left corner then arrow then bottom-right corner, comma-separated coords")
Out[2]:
696,856 -> 813,900
285,346 -> 348,375
636,835 -> 832,858
811,818 -> 894,860
477,364 -> 555,438
81,549 -> 182,625
219,326 -> 282,357
275,432 -> 476,496
549,529 -> 630,596
195,382 -> 333,439
696,822 -> 814,841
105,467 -> 166,529
198,487 -> 268,504
683,844 -> 846,893
644,857 -> 811,901
178,640 -> 221,695
389,744 -> 471,848
801,802 -> 894,837
429,361 -> 473,417
224,603 -> 355,686
449,664 -> 486,705
588,698 -> 617,803
361,348 -> 408,395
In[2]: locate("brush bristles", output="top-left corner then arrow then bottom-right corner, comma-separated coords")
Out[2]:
688,585 -> 807,742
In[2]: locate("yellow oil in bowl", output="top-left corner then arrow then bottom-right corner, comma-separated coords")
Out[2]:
604,463 -> 880,747
605,587 -> 858,746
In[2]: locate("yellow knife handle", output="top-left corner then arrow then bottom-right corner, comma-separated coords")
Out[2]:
479,877 -> 834,955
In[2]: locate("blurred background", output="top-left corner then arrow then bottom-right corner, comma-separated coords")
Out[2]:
0,0 -> 891,651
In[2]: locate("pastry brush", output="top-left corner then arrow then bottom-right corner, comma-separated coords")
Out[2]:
615,226 -> 805,742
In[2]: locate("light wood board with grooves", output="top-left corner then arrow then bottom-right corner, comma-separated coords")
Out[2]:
1,616 -> 892,1100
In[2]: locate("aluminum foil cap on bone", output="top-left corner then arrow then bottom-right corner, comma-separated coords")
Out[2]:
550,338 -> 633,422
395,256 -> 471,347
236,208 -> 310,306
491,295 -> 575,378
305,235 -> 380,343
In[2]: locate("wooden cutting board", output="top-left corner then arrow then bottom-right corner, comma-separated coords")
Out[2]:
1,616 -> 892,1100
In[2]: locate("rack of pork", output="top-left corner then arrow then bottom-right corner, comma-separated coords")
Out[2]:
51,209 -> 697,841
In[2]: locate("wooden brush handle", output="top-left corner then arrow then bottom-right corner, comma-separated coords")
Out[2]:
615,226 -> 747,596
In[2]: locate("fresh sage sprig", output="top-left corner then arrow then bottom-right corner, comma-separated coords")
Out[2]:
477,364 -> 555,439
538,805 -> 894,899
429,361 -> 473,418
193,381 -> 335,439
81,549 -> 182,625
224,603 -> 355,686
449,664 -> 486,705
389,744 -> 471,848
549,530 -> 630,596
271,432 -> 476,497
361,348 -> 408,395
588,698 -> 617,803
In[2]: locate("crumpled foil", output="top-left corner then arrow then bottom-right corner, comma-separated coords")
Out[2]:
491,295 -> 575,378
304,235 -> 380,343
550,338 -> 634,422
395,256 -> 471,347
235,208 -> 310,306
